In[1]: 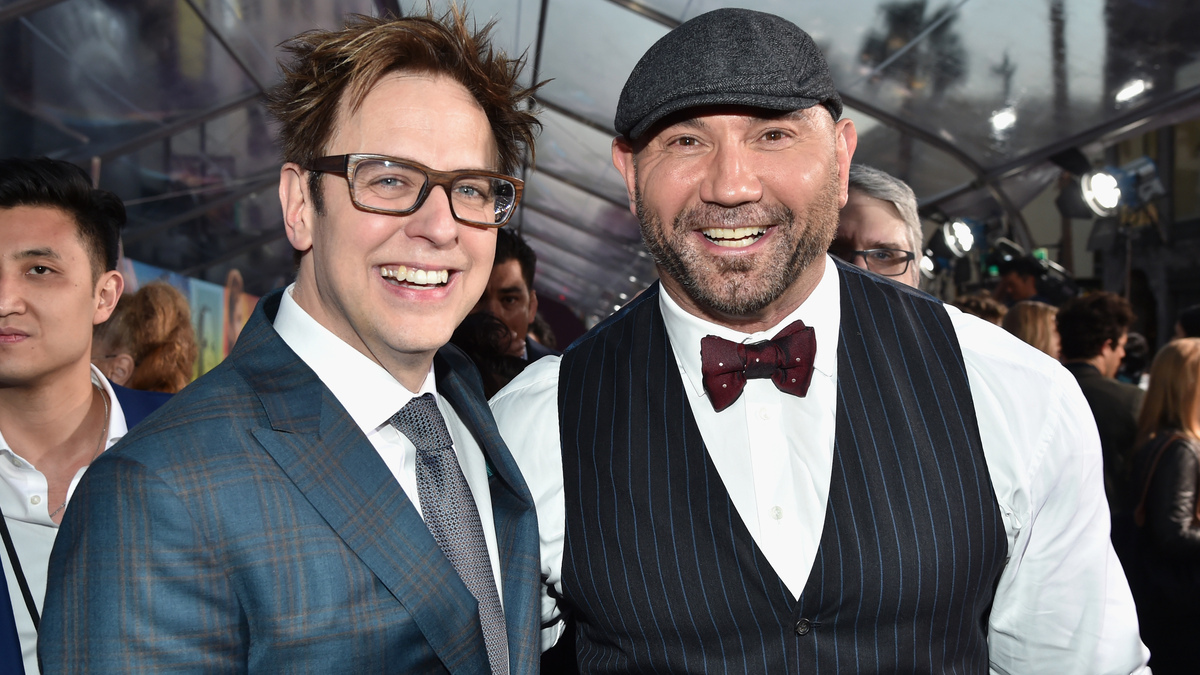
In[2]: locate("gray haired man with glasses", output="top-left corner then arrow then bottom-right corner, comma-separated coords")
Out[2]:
830,163 -> 923,287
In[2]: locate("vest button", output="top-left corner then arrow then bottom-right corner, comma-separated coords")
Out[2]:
794,618 -> 812,636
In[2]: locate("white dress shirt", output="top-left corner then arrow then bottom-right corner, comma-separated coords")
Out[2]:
273,284 -> 504,604
0,365 -> 128,675
490,256 -> 1150,674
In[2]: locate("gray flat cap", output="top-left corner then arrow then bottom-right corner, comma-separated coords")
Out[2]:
615,8 -> 843,141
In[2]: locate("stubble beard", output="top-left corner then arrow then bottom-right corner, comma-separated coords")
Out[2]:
635,161 -> 842,318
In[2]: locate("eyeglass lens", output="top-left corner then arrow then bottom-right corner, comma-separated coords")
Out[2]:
352,159 -> 517,225
832,248 -> 911,276
860,249 -> 910,276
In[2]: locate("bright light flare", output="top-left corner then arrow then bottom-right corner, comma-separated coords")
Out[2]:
1115,79 -> 1149,104
1081,170 -> 1121,216
951,221 -> 975,252
940,220 -> 975,258
990,108 -> 1017,133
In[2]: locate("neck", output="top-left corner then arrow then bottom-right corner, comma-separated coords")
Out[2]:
659,255 -> 826,334
1066,355 -> 1111,377
0,361 -> 106,469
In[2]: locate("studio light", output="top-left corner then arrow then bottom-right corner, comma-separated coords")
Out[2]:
1081,170 -> 1121,216
924,217 -> 981,276
1080,157 -> 1166,217
919,255 -> 936,280
944,220 -> 975,257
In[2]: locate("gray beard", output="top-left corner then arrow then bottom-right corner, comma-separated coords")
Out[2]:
635,166 -> 841,318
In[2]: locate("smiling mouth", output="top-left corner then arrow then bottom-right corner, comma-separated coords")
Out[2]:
701,226 -> 768,248
379,265 -> 451,288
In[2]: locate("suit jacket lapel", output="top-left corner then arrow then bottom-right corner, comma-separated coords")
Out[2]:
235,292 -> 490,674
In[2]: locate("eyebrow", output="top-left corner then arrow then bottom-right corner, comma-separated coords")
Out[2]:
15,247 -> 61,261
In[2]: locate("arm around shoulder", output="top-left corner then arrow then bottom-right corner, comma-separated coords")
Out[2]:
40,451 -> 246,673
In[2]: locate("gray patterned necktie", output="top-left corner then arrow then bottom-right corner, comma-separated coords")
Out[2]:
389,393 -> 509,675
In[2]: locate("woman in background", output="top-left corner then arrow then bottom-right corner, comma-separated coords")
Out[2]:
1001,300 -> 1060,359
93,281 -> 198,394
1122,338 -> 1200,673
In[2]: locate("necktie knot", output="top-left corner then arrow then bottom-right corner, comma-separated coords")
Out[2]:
388,394 -> 453,452
700,319 -> 816,412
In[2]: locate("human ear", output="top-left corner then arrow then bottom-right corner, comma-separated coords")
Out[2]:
834,118 -> 858,209
612,137 -> 639,218
106,353 -> 135,386
93,270 -> 124,325
281,163 -> 315,254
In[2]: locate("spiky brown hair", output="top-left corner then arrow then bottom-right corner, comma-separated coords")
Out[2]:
266,7 -> 541,211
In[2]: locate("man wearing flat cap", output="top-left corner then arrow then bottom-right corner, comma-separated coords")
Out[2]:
493,8 -> 1148,674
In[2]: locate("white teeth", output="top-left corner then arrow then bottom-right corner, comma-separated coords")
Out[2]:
380,266 -> 450,285
702,226 -> 767,248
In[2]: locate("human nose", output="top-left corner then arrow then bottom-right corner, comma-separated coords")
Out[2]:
0,273 -> 24,317
698,144 -> 763,207
406,185 -> 460,246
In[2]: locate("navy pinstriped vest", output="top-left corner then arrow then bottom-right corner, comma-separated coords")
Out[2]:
556,262 -> 1007,673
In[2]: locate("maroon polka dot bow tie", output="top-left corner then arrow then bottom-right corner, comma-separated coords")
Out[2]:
699,320 -> 817,412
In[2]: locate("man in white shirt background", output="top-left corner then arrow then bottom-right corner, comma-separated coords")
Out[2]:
0,156 -> 133,675
491,8 -> 1149,674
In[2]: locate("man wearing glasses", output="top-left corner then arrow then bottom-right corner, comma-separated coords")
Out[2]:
830,163 -> 923,288
40,10 -> 544,673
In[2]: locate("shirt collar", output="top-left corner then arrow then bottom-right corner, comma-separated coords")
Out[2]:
92,364 -> 128,449
273,283 -> 436,436
660,254 -> 841,400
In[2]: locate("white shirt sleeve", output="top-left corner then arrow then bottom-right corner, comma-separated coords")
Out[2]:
949,308 -> 1149,675
490,355 -> 567,652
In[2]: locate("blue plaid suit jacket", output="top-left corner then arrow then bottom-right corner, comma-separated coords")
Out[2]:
39,290 -> 542,674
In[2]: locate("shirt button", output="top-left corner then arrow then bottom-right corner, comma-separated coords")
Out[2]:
759,408 -> 770,421
771,506 -> 783,520
794,618 -> 812,636
30,495 -> 40,505
10,457 -> 20,467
